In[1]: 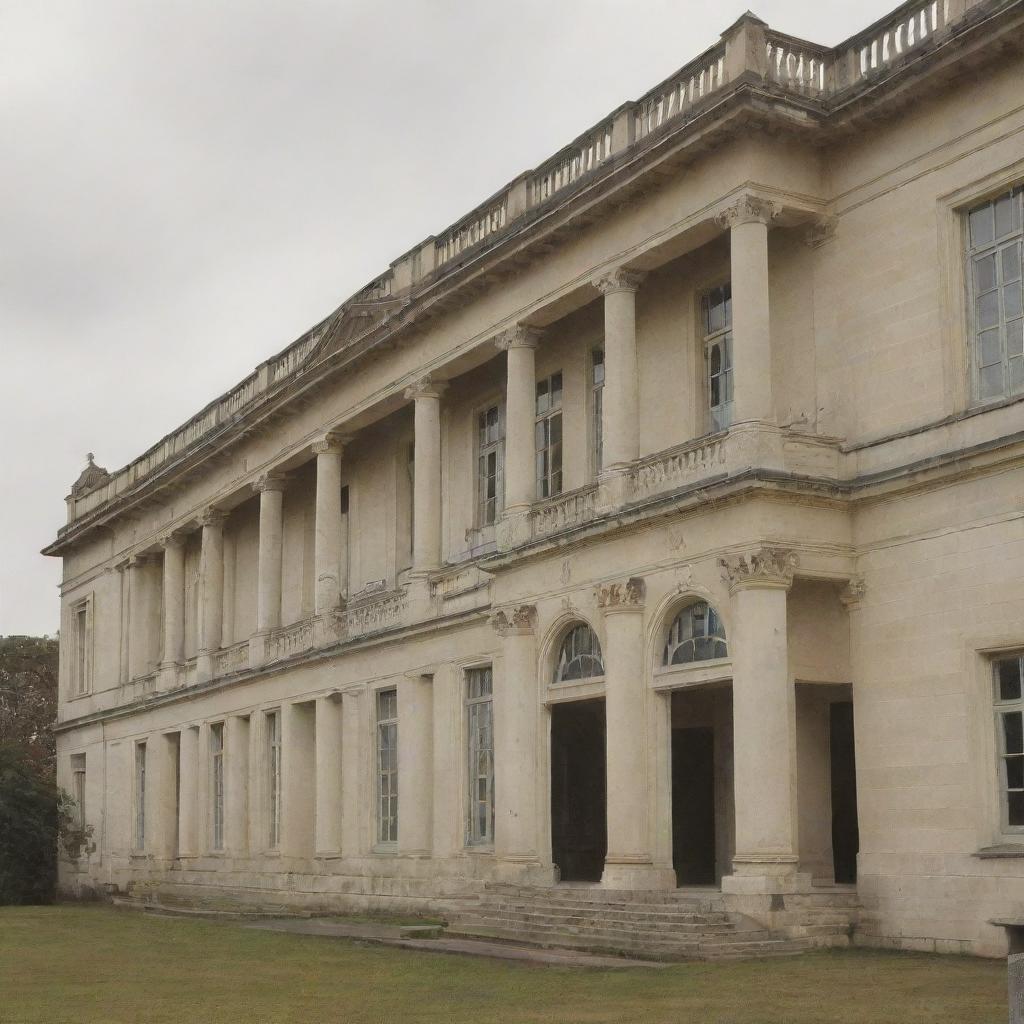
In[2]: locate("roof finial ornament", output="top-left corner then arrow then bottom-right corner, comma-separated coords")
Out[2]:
86,452 -> 95,466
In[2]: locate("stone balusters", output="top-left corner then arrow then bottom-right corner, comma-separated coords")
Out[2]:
196,509 -> 227,683
719,545 -> 807,893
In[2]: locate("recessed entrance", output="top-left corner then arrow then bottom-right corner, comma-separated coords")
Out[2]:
550,699 -> 607,882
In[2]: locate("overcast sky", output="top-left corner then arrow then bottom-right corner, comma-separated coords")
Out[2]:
1,0 -> 896,637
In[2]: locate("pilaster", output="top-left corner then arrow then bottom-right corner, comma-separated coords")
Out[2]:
397,672 -> 434,857
314,694 -> 344,855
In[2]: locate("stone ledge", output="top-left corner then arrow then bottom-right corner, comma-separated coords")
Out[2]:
975,844 -> 1024,859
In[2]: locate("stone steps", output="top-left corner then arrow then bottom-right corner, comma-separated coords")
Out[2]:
476,901 -> 733,927
452,907 -> 740,935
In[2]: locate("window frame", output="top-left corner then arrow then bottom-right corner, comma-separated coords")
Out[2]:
475,400 -> 505,528
70,594 -> 94,698
994,653 -> 1024,835
663,601 -> 729,666
266,710 -> 282,850
210,722 -> 225,852
590,348 -> 605,479
376,688 -> 399,847
553,623 -> 605,685
70,754 -> 86,833
535,371 -> 564,500
133,740 -> 147,852
464,666 -> 495,848
965,186 -> 1024,406
701,283 -> 734,433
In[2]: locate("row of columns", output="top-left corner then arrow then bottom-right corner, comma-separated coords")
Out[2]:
491,546 -> 803,892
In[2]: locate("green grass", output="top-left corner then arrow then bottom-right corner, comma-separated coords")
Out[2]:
0,906 -> 1006,1024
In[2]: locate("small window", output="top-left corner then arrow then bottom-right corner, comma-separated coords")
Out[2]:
465,667 -> 495,846
995,655 -> 1024,831
376,689 -> 398,844
591,349 -> 605,476
554,624 -> 604,683
535,372 -> 563,499
702,285 -> 733,432
71,754 -> 86,832
663,601 -> 728,665
967,188 -> 1024,403
210,723 -> 225,852
134,741 -> 147,851
477,403 -> 505,526
72,599 -> 92,696
266,711 -> 281,849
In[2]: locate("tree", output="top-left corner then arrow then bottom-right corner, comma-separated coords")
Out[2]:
0,635 -> 59,777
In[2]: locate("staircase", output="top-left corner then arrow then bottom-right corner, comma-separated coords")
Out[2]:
444,884 -> 815,961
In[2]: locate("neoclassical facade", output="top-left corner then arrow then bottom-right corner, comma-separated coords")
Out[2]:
49,0 -> 1024,957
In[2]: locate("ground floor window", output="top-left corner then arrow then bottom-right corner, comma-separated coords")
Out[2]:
376,689 -> 398,844
465,667 -> 494,846
266,711 -> 281,849
210,723 -> 225,851
71,754 -> 86,831
134,741 -> 147,851
996,655 -> 1024,830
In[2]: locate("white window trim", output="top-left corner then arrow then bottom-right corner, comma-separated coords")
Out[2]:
133,740 -> 147,853
702,284 -> 733,434
375,687 -> 399,848
464,666 -> 495,848
210,722 -> 225,853
474,398 -> 505,528
590,348 -> 605,480
993,653 -> 1024,837
69,594 -> 94,699
265,710 -> 282,851
535,371 -> 564,500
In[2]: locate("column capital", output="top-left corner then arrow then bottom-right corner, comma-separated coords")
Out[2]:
803,213 -> 838,249
495,323 -> 543,352
839,575 -> 867,609
593,268 -> 645,295
198,506 -> 228,527
596,576 -> 646,612
126,552 -> 159,569
720,546 -> 798,594
404,375 -> 448,401
714,194 -> 781,231
311,432 -> 352,457
158,529 -> 189,551
252,472 -> 288,495
490,604 -> 537,637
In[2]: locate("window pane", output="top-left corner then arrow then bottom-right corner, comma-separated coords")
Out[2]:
977,290 -> 1000,330
1007,756 -> 1024,790
551,373 -> 562,407
1007,319 -> 1024,357
1003,245 -> 1022,283
970,204 -> 995,248
1010,791 -> 1024,828
995,194 -> 1014,239
980,361 -> 1004,399
974,253 -> 997,292
1000,658 -> 1023,702
979,328 -> 1002,368
1010,356 -> 1024,394
1005,281 -> 1023,320
1005,712 -> 1024,755
535,379 -> 549,414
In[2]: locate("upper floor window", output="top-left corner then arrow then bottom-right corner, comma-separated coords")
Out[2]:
591,349 -> 605,476
554,624 -> 604,683
702,285 -> 733,432
968,188 -> 1023,403
71,597 -> 92,697
376,688 -> 399,844
266,711 -> 281,849
134,741 -> 147,851
465,667 -> 495,846
663,601 -> 728,665
477,403 -> 504,526
210,723 -> 225,852
535,372 -> 563,499
995,654 -> 1024,832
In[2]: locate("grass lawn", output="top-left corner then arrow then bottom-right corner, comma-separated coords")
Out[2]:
0,906 -> 1007,1024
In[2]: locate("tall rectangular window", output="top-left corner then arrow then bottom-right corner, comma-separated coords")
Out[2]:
995,655 -> 1024,831
535,371 -> 563,499
590,349 -> 605,476
71,754 -> 86,831
134,741 -> 147,851
210,723 -> 225,851
465,667 -> 495,846
376,689 -> 398,845
968,187 -> 1023,403
477,403 -> 504,526
702,284 -> 733,432
72,600 -> 91,696
266,711 -> 281,849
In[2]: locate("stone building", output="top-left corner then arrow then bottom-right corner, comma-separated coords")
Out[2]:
47,0 -> 1024,958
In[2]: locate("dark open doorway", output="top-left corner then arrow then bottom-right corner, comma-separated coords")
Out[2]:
830,700 -> 859,884
550,699 -> 607,882
672,726 -> 717,885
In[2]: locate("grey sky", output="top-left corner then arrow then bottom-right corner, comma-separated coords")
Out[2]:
1,0 -> 895,636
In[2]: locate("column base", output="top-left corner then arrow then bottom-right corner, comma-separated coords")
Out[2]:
595,467 -> 631,514
312,612 -> 343,647
723,420 -> 784,474
195,652 -> 214,684
158,661 -> 180,690
721,854 -> 811,894
601,859 -> 677,891
494,857 -> 558,887
404,575 -> 436,623
496,507 -> 533,551
248,632 -> 269,669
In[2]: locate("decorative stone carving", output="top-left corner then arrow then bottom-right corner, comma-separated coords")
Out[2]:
490,604 -> 538,636
593,268 -> 646,295
252,473 -> 287,494
839,576 -> 867,609
311,432 -> 351,456
803,213 -> 838,248
714,195 -> 782,231
719,546 -> 798,592
158,530 -> 188,551
596,576 -> 646,610
494,324 -> 543,351
70,453 -> 110,497
404,375 -> 448,401
198,507 -> 227,527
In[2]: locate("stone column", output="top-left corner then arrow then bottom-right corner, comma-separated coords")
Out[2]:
196,509 -> 226,683
280,701 -> 315,859
177,725 -> 199,857
599,578 -> 673,889
313,434 -> 348,619
720,546 -> 807,893
250,474 -> 286,667
491,605 -> 544,875
594,269 -> 644,472
224,715 -> 249,856
496,326 -> 542,521
314,695 -> 344,855
404,377 -> 446,574
159,533 -> 187,682
715,195 -> 780,425
398,672 -> 433,857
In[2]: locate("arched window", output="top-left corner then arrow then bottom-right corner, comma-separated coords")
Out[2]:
554,624 -> 604,683
663,601 -> 727,665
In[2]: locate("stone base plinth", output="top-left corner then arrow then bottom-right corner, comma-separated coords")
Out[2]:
600,860 -> 677,891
